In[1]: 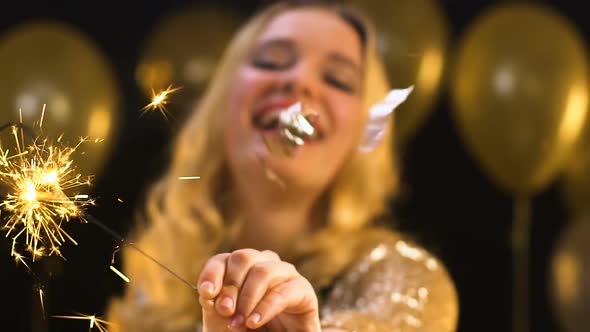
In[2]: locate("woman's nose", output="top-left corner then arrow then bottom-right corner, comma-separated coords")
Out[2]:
280,63 -> 320,102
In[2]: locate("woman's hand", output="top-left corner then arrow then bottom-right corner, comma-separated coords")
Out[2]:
197,249 -> 321,332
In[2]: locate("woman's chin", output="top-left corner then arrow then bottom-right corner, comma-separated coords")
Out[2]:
238,135 -> 326,186
257,154 -> 328,190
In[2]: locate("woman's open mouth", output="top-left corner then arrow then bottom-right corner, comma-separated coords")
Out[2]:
251,102 -> 323,142
252,110 -> 281,131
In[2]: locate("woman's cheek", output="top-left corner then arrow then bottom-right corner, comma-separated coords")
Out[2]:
336,103 -> 363,141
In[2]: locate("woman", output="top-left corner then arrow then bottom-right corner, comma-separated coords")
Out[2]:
107,1 -> 459,331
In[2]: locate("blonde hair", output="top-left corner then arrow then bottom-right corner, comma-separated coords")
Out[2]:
109,2 -> 396,330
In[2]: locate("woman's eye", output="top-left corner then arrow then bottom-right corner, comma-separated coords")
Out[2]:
250,44 -> 295,71
324,74 -> 355,94
251,57 -> 290,70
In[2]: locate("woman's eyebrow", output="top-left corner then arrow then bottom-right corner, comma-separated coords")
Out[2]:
253,38 -> 295,51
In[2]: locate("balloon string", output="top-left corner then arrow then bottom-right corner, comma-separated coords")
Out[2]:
512,194 -> 531,332
85,214 -> 199,291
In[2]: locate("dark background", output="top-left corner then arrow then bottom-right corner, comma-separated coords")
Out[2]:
0,0 -> 587,331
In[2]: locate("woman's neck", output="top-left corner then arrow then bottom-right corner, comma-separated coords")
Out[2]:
230,178 -> 322,256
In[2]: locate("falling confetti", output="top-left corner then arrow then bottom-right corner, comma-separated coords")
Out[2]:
359,86 -> 414,152
261,101 -> 318,157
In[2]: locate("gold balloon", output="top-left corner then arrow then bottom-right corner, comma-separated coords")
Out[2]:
347,0 -> 449,146
450,4 -> 589,194
0,21 -> 120,180
136,5 -> 245,117
562,121 -> 590,214
550,217 -> 590,332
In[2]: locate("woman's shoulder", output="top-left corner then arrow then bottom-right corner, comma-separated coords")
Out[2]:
294,226 -> 453,291
352,226 -> 444,267
340,225 -> 454,283
320,226 -> 460,331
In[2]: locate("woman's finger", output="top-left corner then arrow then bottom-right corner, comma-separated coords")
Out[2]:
235,261 -> 296,321
245,278 -> 319,330
198,253 -> 230,299
199,295 -> 240,332
216,249 -> 279,317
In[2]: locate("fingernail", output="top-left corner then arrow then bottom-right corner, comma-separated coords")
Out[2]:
230,314 -> 244,328
220,296 -> 234,310
248,312 -> 261,325
199,281 -> 214,295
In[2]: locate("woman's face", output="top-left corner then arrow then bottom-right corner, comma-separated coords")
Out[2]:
224,8 -> 364,191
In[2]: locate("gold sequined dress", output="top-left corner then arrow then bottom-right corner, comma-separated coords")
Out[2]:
107,227 -> 459,332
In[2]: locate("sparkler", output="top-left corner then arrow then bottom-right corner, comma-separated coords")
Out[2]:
0,119 -> 94,262
141,84 -> 181,119
0,103 -> 202,328
53,313 -> 113,332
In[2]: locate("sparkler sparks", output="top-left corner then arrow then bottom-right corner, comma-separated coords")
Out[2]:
31,283 -> 47,316
13,252 -> 31,271
0,121 -> 94,262
178,176 -> 200,180
110,265 -> 130,283
39,288 -> 45,316
53,313 -> 113,332
141,84 -> 181,119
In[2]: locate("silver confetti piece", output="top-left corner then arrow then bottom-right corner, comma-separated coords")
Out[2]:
359,86 -> 414,153
262,101 -> 318,157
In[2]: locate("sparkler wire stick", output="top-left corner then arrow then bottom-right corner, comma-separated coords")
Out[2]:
85,214 -> 198,291
0,122 -> 35,137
